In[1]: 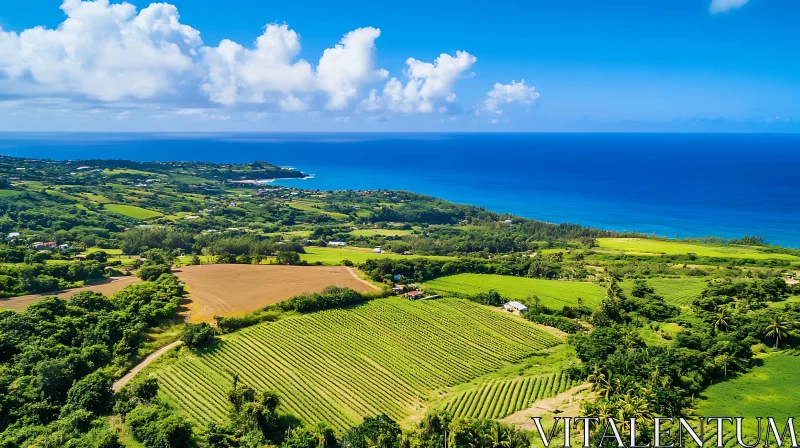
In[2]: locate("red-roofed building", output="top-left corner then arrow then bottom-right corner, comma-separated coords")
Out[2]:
406,291 -> 424,300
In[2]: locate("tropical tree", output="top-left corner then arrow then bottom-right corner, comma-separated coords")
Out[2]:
765,315 -> 794,348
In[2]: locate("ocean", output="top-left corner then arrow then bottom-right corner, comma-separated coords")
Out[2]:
1,132 -> 798,248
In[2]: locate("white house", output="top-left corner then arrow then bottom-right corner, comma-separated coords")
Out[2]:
373,247 -> 385,254
5,232 -> 19,241
328,241 -> 347,247
503,301 -> 529,315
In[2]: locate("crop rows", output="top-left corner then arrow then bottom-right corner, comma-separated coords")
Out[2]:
157,298 -> 562,430
444,371 -> 578,419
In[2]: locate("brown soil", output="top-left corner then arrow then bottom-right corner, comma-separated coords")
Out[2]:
0,276 -> 142,311
173,264 -> 377,323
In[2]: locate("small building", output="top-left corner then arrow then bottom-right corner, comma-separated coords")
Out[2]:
391,286 -> 404,295
58,244 -> 72,250
393,274 -> 403,282
406,291 -> 424,300
74,255 -> 87,261
503,301 -> 529,315
373,247 -> 384,254
4,232 -> 19,241
328,241 -> 347,247
31,241 -> 57,250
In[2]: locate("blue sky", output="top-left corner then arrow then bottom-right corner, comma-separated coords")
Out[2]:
0,0 -> 798,132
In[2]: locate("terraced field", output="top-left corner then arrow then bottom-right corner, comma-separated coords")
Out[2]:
443,371 -> 579,419
424,274 -> 606,309
157,298 -> 562,429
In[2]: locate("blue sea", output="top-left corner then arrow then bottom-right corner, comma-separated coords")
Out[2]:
1,132 -> 798,248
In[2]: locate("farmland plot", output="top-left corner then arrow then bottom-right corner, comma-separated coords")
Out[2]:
157,298 -> 562,429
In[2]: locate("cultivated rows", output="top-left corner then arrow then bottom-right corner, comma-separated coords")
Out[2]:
157,298 -> 561,430
444,371 -> 578,419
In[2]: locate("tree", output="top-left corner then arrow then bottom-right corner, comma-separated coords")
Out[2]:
182,322 -> 216,349
138,264 -> 172,281
713,307 -> 733,334
765,315 -> 793,348
275,251 -> 301,265
63,370 -> 113,415
86,250 -> 109,263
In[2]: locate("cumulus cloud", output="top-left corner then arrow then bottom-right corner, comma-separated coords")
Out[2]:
200,24 -> 316,108
1,0 -> 513,121
709,0 -> 750,14
0,0 -> 202,101
483,80 -> 539,115
317,27 -> 388,110
360,51 -> 476,113
0,0 -> 387,112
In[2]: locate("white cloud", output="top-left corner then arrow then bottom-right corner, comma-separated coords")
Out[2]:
317,27 -> 388,110
200,24 -> 316,106
360,51 -> 476,113
0,0 -> 201,101
710,0 -> 750,14
483,80 -> 539,115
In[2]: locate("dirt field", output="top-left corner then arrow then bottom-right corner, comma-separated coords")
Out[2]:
0,276 -> 142,311
174,265 -> 379,323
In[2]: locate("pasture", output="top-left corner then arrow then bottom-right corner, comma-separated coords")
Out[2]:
696,353 -> 800,446
621,277 -> 709,306
424,274 -> 606,309
300,247 -> 455,265
443,371 -> 579,419
156,298 -> 562,429
103,204 -> 163,220
597,238 -> 799,261
173,264 -> 377,323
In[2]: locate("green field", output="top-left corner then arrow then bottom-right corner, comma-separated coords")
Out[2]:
597,238 -> 799,261
103,204 -> 163,220
621,277 -> 709,306
424,274 -> 606,309
696,353 -> 800,446
300,247 -> 455,265
350,229 -> 414,237
287,200 -> 349,219
443,371 -> 578,419
0,189 -> 21,197
156,298 -> 562,429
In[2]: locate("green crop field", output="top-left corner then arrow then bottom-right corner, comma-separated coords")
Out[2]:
424,274 -> 606,309
696,353 -> 800,447
443,371 -> 578,419
103,204 -> 163,220
300,247 -> 455,265
156,298 -> 562,429
0,189 -> 21,197
621,277 -> 709,306
597,238 -> 799,261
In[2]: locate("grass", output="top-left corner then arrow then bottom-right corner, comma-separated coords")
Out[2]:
156,298 -> 562,430
696,353 -> 800,446
0,189 -> 21,197
300,247 -> 455,265
104,204 -> 163,220
621,277 -> 709,306
286,200 -> 349,219
350,229 -> 414,237
424,274 -> 606,309
597,238 -> 800,261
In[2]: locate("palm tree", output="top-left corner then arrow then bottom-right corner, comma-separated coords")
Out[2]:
765,315 -> 793,348
713,307 -> 733,333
